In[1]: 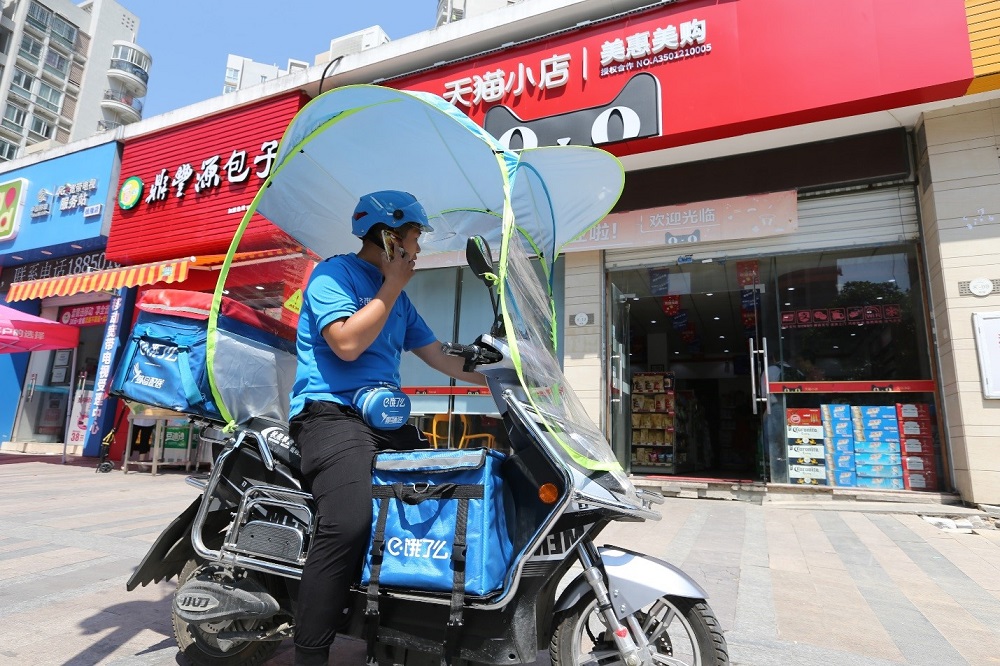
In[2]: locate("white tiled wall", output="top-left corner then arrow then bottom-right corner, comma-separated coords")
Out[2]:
919,100 -> 1000,504
562,251 -> 605,428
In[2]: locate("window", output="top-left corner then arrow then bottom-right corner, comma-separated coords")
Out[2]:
3,104 -> 27,131
10,68 -> 35,98
769,247 -> 930,382
225,67 -> 240,83
27,1 -> 52,29
44,48 -> 68,76
18,35 -> 43,63
49,15 -> 78,47
36,82 -> 61,112
222,84 -> 236,94
111,44 -> 150,70
110,45 -> 150,84
29,115 -> 52,139
0,139 -> 17,161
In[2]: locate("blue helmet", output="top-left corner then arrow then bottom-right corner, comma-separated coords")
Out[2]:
351,190 -> 433,237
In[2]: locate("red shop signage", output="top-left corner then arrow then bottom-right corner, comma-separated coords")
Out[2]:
770,380 -> 935,394
107,92 -> 308,265
58,302 -> 110,327
394,0 -> 972,157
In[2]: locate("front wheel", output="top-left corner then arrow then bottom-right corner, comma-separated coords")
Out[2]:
172,560 -> 282,666
550,591 -> 728,666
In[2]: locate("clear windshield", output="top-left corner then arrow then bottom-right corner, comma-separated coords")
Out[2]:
500,232 -> 639,502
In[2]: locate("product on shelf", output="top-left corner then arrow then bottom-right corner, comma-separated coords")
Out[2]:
629,372 -> 676,470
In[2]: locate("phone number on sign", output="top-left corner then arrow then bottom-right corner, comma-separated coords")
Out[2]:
600,44 -> 712,76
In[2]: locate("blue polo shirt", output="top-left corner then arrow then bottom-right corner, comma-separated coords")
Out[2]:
289,253 -> 437,418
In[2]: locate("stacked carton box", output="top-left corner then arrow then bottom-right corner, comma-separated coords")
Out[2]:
896,403 -> 939,491
851,405 -> 904,490
786,408 -> 826,485
821,404 -> 856,487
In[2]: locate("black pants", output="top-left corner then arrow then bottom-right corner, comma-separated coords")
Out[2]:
289,400 -> 424,652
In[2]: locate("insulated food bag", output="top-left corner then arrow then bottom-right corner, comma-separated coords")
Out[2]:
110,289 -> 297,423
362,448 -> 513,597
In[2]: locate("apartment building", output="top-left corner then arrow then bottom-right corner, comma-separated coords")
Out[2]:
0,0 -> 150,162
222,54 -> 308,95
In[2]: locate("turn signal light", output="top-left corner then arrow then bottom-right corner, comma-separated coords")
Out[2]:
538,483 -> 559,504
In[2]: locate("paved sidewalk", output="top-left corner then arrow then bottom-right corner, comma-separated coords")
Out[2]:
0,458 -> 998,665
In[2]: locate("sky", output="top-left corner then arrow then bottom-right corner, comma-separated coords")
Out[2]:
116,1 -> 437,118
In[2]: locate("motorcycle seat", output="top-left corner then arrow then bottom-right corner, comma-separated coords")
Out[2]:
241,416 -> 302,473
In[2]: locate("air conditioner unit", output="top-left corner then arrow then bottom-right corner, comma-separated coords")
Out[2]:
325,26 -> 389,62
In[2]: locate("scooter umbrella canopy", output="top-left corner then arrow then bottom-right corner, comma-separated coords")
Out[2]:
254,85 -> 624,262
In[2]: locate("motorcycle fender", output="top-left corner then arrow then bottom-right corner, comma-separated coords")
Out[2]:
126,497 -> 200,591
555,546 -> 707,621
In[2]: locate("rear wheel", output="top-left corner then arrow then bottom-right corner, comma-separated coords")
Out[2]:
550,591 -> 728,666
172,560 -> 282,666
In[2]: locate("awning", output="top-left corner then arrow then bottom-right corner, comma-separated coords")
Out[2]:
0,303 -> 80,352
4,249 -> 303,303
5,258 -> 192,302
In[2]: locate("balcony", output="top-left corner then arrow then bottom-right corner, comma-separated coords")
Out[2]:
107,58 -> 148,96
100,88 -> 142,122
107,41 -> 150,97
97,119 -> 122,133
0,121 -> 24,142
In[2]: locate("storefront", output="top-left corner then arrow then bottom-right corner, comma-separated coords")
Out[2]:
604,186 -> 937,491
387,0 -> 975,491
94,91 -> 310,461
0,140 -> 122,454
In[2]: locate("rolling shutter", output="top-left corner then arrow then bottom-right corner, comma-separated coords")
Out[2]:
604,186 -> 919,269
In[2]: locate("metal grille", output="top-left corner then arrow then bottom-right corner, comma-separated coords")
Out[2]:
958,279 -> 1000,296
234,521 -> 304,562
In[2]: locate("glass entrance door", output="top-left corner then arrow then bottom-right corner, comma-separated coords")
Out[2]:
608,257 -> 776,479
11,348 -> 76,444
608,284 -> 632,470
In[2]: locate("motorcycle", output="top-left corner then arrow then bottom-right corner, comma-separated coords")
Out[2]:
125,85 -> 729,666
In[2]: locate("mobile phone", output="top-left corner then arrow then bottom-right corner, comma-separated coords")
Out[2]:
381,230 -> 399,260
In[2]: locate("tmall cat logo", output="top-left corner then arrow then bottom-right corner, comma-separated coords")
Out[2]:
485,73 -> 660,149
0,179 -> 28,242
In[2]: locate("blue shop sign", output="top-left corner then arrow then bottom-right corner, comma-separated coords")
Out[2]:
0,141 -> 118,262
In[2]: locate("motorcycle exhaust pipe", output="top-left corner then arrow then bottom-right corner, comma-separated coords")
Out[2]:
174,575 -> 280,625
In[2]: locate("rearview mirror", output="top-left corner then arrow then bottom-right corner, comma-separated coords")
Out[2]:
466,236 -> 494,280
